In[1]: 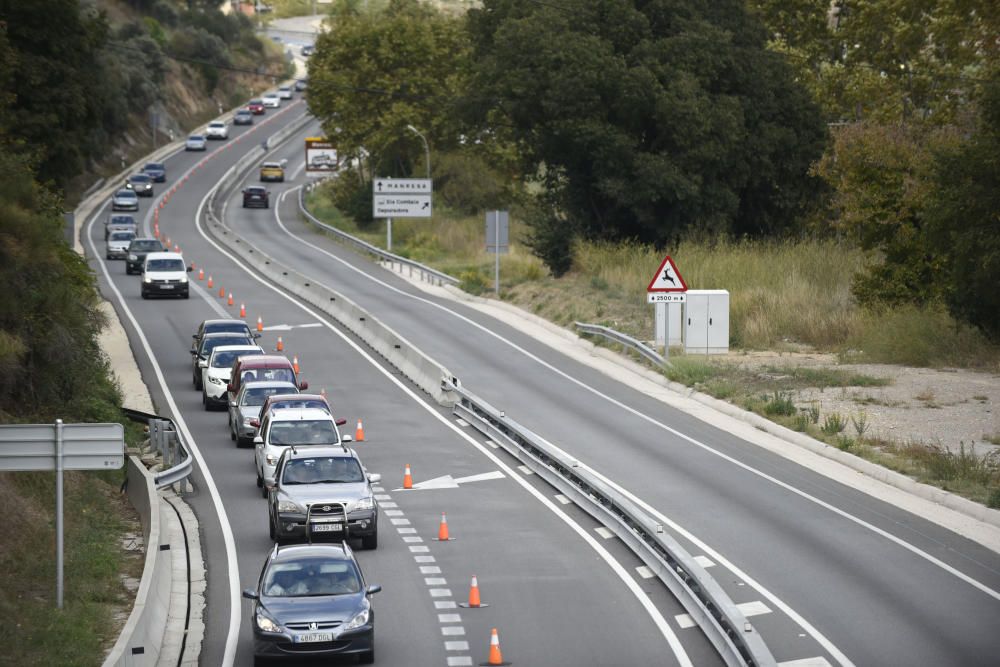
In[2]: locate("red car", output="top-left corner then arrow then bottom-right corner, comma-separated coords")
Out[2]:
247,99 -> 265,114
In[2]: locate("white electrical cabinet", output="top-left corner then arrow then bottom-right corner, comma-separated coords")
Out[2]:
684,290 -> 730,354
654,302 -> 683,348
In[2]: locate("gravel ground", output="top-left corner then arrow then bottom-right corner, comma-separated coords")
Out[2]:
718,351 -> 1000,454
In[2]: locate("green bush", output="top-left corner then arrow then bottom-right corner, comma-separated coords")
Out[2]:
434,151 -> 507,215
460,270 -> 488,295
822,412 -> 847,435
329,169 -> 375,226
762,391 -> 796,416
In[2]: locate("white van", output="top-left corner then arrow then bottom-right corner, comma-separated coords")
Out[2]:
141,252 -> 192,299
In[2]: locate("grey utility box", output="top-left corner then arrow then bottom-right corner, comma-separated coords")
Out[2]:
684,290 -> 730,354
654,302 -> 683,348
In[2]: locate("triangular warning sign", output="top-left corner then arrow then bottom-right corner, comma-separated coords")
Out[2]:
647,255 -> 688,292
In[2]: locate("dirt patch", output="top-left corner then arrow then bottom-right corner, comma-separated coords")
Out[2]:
716,351 -> 1000,453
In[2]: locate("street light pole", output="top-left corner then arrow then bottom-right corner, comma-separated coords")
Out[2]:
406,124 -> 431,178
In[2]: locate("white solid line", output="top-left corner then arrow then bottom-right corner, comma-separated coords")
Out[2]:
636,566 -> 655,579
595,527 -> 614,539
441,626 -> 466,636
438,613 -> 462,623
194,188 -> 693,666
554,493 -> 571,505
444,640 -> 469,651
88,192 -> 243,665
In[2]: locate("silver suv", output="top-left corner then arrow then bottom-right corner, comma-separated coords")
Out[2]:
254,408 -> 350,495
268,445 -> 380,549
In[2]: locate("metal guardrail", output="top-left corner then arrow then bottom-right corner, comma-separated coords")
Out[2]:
122,407 -> 192,489
574,321 -> 668,368
297,186 -> 460,287
445,379 -> 776,667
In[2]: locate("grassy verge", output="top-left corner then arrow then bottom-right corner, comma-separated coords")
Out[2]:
0,423 -> 147,666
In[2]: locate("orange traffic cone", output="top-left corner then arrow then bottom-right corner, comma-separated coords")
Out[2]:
219,285 -> 225,298
166,237 -> 171,246
239,303 -> 246,317
460,575 -> 489,608
434,512 -> 455,541
292,356 -> 300,374
354,419 -> 365,442
153,222 -> 159,237
487,628 -> 505,665
403,464 -> 412,490
256,316 -> 263,332
276,336 -> 283,352
198,268 -> 204,281
207,275 -> 213,288
227,292 -> 234,306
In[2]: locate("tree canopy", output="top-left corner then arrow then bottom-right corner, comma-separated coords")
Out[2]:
465,0 -> 827,271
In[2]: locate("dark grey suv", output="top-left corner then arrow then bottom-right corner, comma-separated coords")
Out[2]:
125,237 -> 165,274
268,446 -> 380,549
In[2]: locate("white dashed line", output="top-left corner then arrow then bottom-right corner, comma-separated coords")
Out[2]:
383,509 -> 404,517
636,565 -> 656,579
374,494 -> 392,501
430,589 -> 453,597
445,640 -> 469,651
554,493 -> 571,505
390,518 -> 411,526
517,465 -> 534,475
402,536 -> 423,543
441,626 -> 466,636
420,566 -> 441,574
694,555 -> 715,568
425,577 -> 448,586
595,527 -> 614,539
447,657 -> 473,667
435,600 -> 457,609
409,545 -> 430,553
778,658 -> 833,667
415,555 -> 436,563
455,418 -> 470,427
397,527 -> 417,534
676,600 -> 772,629
379,501 -> 398,508
438,614 -> 462,623
484,439 -> 499,449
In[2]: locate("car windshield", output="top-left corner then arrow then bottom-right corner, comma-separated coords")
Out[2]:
147,258 -> 184,271
116,190 -> 137,198
241,367 -> 294,384
250,99 -> 262,104
282,457 -> 363,485
200,336 -> 251,356
237,111 -> 250,116
212,349 -> 261,368
130,175 -> 150,182
268,420 -> 339,446
110,231 -> 135,241
263,559 -> 360,597
130,240 -> 161,251
242,385 -> 294,406
247,187 -> 265,194
189,135 -> 203,141
210,122 -> 224,127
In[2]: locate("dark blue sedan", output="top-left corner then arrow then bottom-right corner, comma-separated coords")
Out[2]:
243,543 -> 380,664
143,162 -> 167,182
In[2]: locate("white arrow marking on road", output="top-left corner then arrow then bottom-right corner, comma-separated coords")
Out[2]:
263,322 -> 323,331
396,470 -> 505,491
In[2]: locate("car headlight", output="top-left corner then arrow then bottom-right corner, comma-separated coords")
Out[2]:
342,599 -> 370,631
354,497 -> 374,512
128,254 -> 137,261
180,277 -> 188,284
277,499 -> 302,513
265,454 -> 277,465
143,276 -> 152,283
256,609 -> 280,633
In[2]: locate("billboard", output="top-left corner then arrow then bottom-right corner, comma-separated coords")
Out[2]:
305,137 -> 337,173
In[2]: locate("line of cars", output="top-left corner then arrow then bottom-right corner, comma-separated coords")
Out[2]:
190,317 -> 381,663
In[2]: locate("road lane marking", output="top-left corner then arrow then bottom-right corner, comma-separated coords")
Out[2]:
554,493 -> 571,505
425,578 -> 448,585
447,658 -> 473,667
676,601 -> 772,629
779,659 -> 833,667
441,626 -> 466,636
695,555 -> 715,568
436,600 -> 458,609
595,527 -> 614,539
421,566 -> 442,574
517,465 -> 534,476
439,614 -> 462,623
445,640 -> 470,650
636,566 -> 655,579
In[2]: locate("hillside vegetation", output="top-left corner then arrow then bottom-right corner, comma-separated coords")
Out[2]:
304,0 -> 1000,363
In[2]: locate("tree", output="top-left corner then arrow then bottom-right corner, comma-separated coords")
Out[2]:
466,0 -> 826,272
307,0 -> 471,186
923,70 -> 1000,340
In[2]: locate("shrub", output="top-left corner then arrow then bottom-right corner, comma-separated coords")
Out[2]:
434,151 -> 507,215
822,412 -> 847,434
762,391 -> 796,416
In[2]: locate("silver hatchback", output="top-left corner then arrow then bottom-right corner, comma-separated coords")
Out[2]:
229,380 -> 299,447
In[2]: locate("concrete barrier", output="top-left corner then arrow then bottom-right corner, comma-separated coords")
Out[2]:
102,457 -> 173,667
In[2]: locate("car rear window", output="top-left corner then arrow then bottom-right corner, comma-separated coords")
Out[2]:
144,163 -> 164,170
243,385 -> 295,406
271,399 -> 327,412
110,231 -> 136,241
241,367 -> 294,384
206,323 -> 251,335
212,348 -> 262,368
201,336 -> 252,355
268,420 -> 339,446
117,190 -> 137,197
131,240 -> 161,251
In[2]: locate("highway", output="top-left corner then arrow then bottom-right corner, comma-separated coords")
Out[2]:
81,32 -> 1000,666
83,101 -> 724,665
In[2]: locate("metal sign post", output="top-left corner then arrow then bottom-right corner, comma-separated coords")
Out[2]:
486,210 -> 510,295
0,421 -> 125,608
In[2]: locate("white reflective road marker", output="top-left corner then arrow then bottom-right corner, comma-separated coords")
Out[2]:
676,600 -> 772,629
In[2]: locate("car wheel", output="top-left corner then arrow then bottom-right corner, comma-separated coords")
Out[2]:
141,291 -> 148,299
253,656 -> 271,667
261,484 -> 268,499
182,291 -> 189,299
268,510 -> 276,541
362,529 -> 378,550
359,648 -> 375,665
106,254 -> 112,260
256,468 -> 263,488
203,392 -> 211,411
194,373 -> 202,391
230,426 -> 236,442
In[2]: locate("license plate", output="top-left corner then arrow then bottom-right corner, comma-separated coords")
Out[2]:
160,284 -> 174,289
310,523 -> 342,532
296,632 -> 332,643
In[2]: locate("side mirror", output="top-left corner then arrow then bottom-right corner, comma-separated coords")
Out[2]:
229,401 -> 237,408
198,360 -> 208,368
367,473 -> 381,483
192,334 -> 198,339
341,435 -> 353,443
227,383 -> 235,393
190,350 -> 197,356
242,588 -> 259,600
335,418 -> 347,426
298,381 -> 309,391
253,332 -> 262,339
254,436 -> 264,445
186,265 -> 193,272
366,584 -> 382,596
